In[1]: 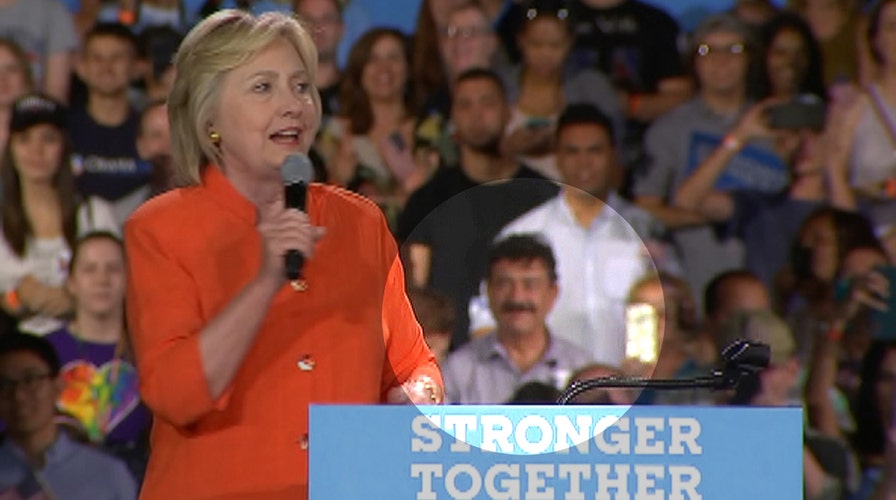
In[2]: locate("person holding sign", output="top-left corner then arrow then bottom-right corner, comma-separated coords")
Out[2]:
123,10 -> 442,499
673,94 -> 856,291
632,14 -> 784,310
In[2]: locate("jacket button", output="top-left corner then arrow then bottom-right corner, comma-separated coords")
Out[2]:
297,355 -> 315,371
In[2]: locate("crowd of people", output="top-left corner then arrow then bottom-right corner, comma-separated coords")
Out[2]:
0,0 -> 894,498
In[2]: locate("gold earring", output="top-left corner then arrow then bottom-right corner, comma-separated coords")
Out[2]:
209,130 -> 221,145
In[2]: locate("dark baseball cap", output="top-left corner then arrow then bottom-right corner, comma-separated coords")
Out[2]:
9,94 -> 67,133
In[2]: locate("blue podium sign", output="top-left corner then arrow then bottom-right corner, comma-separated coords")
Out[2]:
309,405 -> 802,499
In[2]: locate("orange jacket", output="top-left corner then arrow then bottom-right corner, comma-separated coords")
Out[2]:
124,166 -> 441,499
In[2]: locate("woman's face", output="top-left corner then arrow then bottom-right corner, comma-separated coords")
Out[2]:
67,238 -> 126,318
0,46 -> 28,109
212,37 -> 318,184
799,215 -> 838,281
361,35 -> 408,103
875,2 -> 896,67
519,17 -> 570,77
876,349 -> 896,428
766,27 -> 809,97
11,124 -> 64,185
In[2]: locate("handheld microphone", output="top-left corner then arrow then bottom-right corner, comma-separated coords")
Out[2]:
280,154 -> 315,282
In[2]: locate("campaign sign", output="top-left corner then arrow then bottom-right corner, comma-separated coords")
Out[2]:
309,405 -> 802,499
685,131 -> 788,192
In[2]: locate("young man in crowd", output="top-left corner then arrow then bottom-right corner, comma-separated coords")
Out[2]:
70,23 -> 148,226
0,332 -> 136,498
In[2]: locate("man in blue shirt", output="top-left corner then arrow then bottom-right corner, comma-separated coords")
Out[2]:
0,332 -> 136,499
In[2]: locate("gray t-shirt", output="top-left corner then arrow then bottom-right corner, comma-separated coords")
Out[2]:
0,0 -> 78,85
633,98 -> 786,307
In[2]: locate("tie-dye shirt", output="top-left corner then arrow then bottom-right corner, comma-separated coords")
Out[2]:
44,327 -> 151,445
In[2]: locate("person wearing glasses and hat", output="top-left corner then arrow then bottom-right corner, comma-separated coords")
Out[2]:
0,94 -> 119,336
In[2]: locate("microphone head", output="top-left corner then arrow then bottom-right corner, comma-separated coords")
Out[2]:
280,154 -> 314,185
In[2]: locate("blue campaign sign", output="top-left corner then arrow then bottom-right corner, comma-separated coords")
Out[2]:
685,131 -> 788,193
309,405 -> 802,499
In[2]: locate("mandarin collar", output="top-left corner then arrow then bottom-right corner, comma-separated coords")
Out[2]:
200,165 -> 260,225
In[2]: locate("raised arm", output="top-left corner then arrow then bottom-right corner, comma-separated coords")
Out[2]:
125,201 -> 324,427
673,102 -> 771,220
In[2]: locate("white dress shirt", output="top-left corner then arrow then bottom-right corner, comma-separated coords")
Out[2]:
470,192 -> 659,366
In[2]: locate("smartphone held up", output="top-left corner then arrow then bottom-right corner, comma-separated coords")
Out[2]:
625,303 -> 660,364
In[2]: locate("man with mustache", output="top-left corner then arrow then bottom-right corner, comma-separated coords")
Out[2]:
440,235 -> 592,404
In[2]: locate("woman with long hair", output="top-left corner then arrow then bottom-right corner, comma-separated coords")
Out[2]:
322,28 -> 428,228
0,94 -> 118,336
499,0 -> 622,180
758,12 -> 827,99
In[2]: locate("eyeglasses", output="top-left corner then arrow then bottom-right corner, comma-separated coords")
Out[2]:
440,25 -> 491,40
695,43 -> 746,58
526,7 -> 569,21
0,372 -> 52,397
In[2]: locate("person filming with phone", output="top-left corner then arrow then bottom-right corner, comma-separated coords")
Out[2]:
674,94 -> 857,291
123,10 -> 442,499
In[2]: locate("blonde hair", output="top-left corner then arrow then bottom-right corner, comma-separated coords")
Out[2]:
168,9 -> 321,185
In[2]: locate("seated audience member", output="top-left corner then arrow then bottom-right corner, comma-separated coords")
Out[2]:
296,0 -> 345,181
0,331 -> 137,499
567,0 -> 692,168
407,287 -> 455,366
499,0 -> 622,180
135,25 -> 182,108
779,208 -> 881,357
71,23 -> 149,227
632,14 -> 777,308
415,1 -> 503,170
0,0 -> 77,104
789,0 -> 864,87
398,68 -> 559,349
135,99 -> 175,197
0,94 -> 119,336
627,272 -> 715,406
321,28 -> 426,229
296,0 -> 345,118
441,235 -> 592,404
565,363 -> 636,405
757,13 -> 826,101
674,94 -> 845,291
481,103 -> 667,365
45,232 -> 151,484
701,270 -> 772,359
804,253 -> 896,497
719,309 -> 859,499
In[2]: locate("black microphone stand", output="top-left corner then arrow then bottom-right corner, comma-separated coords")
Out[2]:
557,340 -> 771,405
